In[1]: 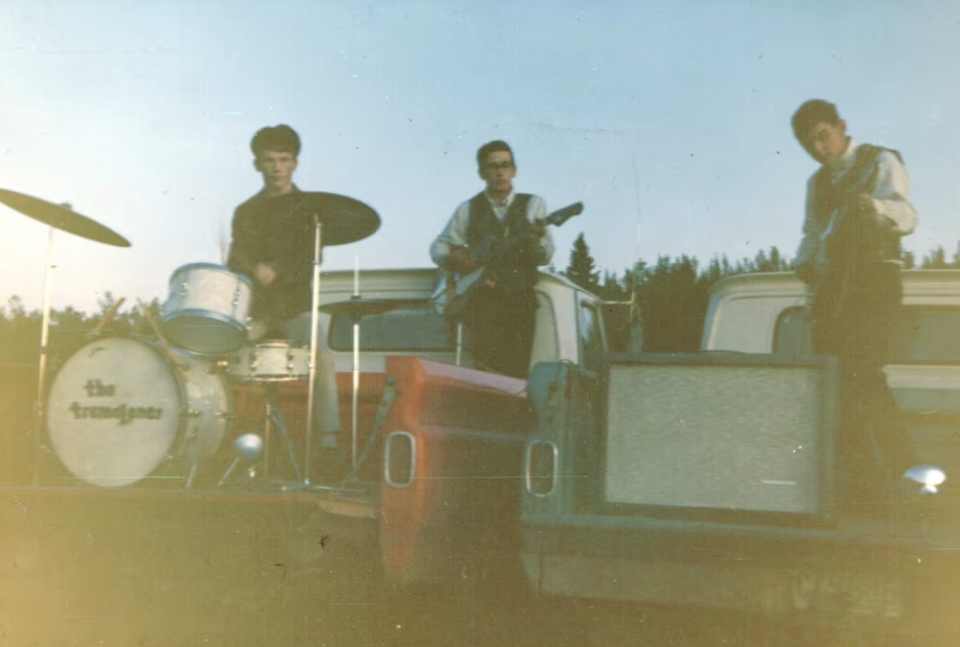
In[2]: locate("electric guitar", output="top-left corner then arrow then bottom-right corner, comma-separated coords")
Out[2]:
431,201 -> 584,319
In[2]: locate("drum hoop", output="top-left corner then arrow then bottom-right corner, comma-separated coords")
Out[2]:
161,308 -> 248,331
246,374 -> 308,383
168,262 -> 254,288
252,340 -> 309,351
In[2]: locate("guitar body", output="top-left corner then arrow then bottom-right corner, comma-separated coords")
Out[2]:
431,201 -> 584,319
431,267 -> 489,318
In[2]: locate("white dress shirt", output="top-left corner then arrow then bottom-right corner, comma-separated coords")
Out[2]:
795,139 -> 917,273
430,190 -> 555,267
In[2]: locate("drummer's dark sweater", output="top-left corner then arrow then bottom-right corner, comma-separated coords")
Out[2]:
227,185 -> 315,322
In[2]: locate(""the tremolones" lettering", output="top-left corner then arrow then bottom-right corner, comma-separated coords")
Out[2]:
68,402 -> 163,425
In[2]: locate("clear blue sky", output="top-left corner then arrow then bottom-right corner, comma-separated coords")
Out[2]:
2,0 -> 959,312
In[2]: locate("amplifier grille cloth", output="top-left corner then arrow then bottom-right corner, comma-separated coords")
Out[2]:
605,364 -> 822,513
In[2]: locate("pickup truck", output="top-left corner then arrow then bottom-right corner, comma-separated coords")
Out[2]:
0,267 -> 627,644
520,269 -> 960,646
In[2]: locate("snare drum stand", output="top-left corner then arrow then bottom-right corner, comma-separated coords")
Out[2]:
259,381 -> 304,486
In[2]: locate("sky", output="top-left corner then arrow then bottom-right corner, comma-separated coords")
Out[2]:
1,0 -> 959,312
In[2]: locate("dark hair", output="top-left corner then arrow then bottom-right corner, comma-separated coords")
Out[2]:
791,100 -> 841,139
476,140 -> 514,169
251,124 -> 301,158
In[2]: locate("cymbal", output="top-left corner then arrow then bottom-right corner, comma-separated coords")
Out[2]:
0,188 -> 131,247
258,191 -> 380,246
319,297 -> 403,320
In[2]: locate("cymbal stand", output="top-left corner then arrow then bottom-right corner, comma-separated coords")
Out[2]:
261,381 -> 303,485
351,258 -> 360,466
303,213 -> 323,487
31,225 -> 57,486
456,322 -> 463,367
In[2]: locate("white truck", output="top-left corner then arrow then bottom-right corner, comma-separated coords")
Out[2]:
521,269 -> 960,645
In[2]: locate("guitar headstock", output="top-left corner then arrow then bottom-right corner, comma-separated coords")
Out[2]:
544,201 -> 584,227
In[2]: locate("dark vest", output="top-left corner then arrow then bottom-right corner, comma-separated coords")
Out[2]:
812,144 -> 903,266
467,192 -> 539,291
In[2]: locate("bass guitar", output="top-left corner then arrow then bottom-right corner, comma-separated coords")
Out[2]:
431,201 -> 584,319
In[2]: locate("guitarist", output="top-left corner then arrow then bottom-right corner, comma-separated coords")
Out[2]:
791,100 -> 919,496
430,140 -> 555,378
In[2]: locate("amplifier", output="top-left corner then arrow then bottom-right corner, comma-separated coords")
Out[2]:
603,354 -> 837,516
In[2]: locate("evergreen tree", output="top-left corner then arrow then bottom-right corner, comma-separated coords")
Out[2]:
564,233 -> 601,294
902,249 -> 916,270
921,246 -> 948,269
599,270 -> 627,301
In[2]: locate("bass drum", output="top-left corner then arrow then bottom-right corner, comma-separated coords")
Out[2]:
46,336 -> 231,487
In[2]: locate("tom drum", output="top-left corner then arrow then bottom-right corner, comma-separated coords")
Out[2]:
161,263 -> 252,355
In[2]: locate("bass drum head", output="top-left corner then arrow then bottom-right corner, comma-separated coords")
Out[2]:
47,337 -> 182,487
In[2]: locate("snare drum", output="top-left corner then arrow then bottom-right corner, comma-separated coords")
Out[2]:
46,336 -> 231,487
161,263 -> 252,355
229,341 -> 311,383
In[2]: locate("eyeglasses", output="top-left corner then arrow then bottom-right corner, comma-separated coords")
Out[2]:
482,161 -> 515,172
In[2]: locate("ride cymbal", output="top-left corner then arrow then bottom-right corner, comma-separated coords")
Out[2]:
319,297 -> 403,320
0,188 -> 131,247
255,192 -> 380,246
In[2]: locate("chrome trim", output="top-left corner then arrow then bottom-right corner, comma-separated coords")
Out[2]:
384,431 -> 416,489
524,440 -> 558,497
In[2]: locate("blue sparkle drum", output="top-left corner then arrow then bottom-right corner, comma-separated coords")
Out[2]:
161,263 -> 253,355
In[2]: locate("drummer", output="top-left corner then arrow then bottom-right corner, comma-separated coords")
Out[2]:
226,125 -> 343,469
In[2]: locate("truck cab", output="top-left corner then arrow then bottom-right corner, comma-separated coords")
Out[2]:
315,267 -> 611,375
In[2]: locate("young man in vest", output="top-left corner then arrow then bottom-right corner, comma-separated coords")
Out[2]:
227,125 -> 342,476
791,100 -> 919,496
430,140 -> 555,378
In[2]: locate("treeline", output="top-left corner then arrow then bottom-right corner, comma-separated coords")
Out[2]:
0,293 -> 161,364
1,242 -> 958,361
559,235 -> 960,352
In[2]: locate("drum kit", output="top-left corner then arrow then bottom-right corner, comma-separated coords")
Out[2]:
0,187 -> 389,491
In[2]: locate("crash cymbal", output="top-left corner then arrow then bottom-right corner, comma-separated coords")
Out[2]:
257,191 -> 380,246
319,297 -> 403,320
0,188 -> 131,247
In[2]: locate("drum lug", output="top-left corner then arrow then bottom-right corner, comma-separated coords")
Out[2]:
182,408 -> 202,419
214,411 -> 236,421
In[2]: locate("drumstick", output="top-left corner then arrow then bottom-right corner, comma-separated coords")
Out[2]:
92,296 -> 126,333
219,222 -> 227,265
137,298 -> 185,372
